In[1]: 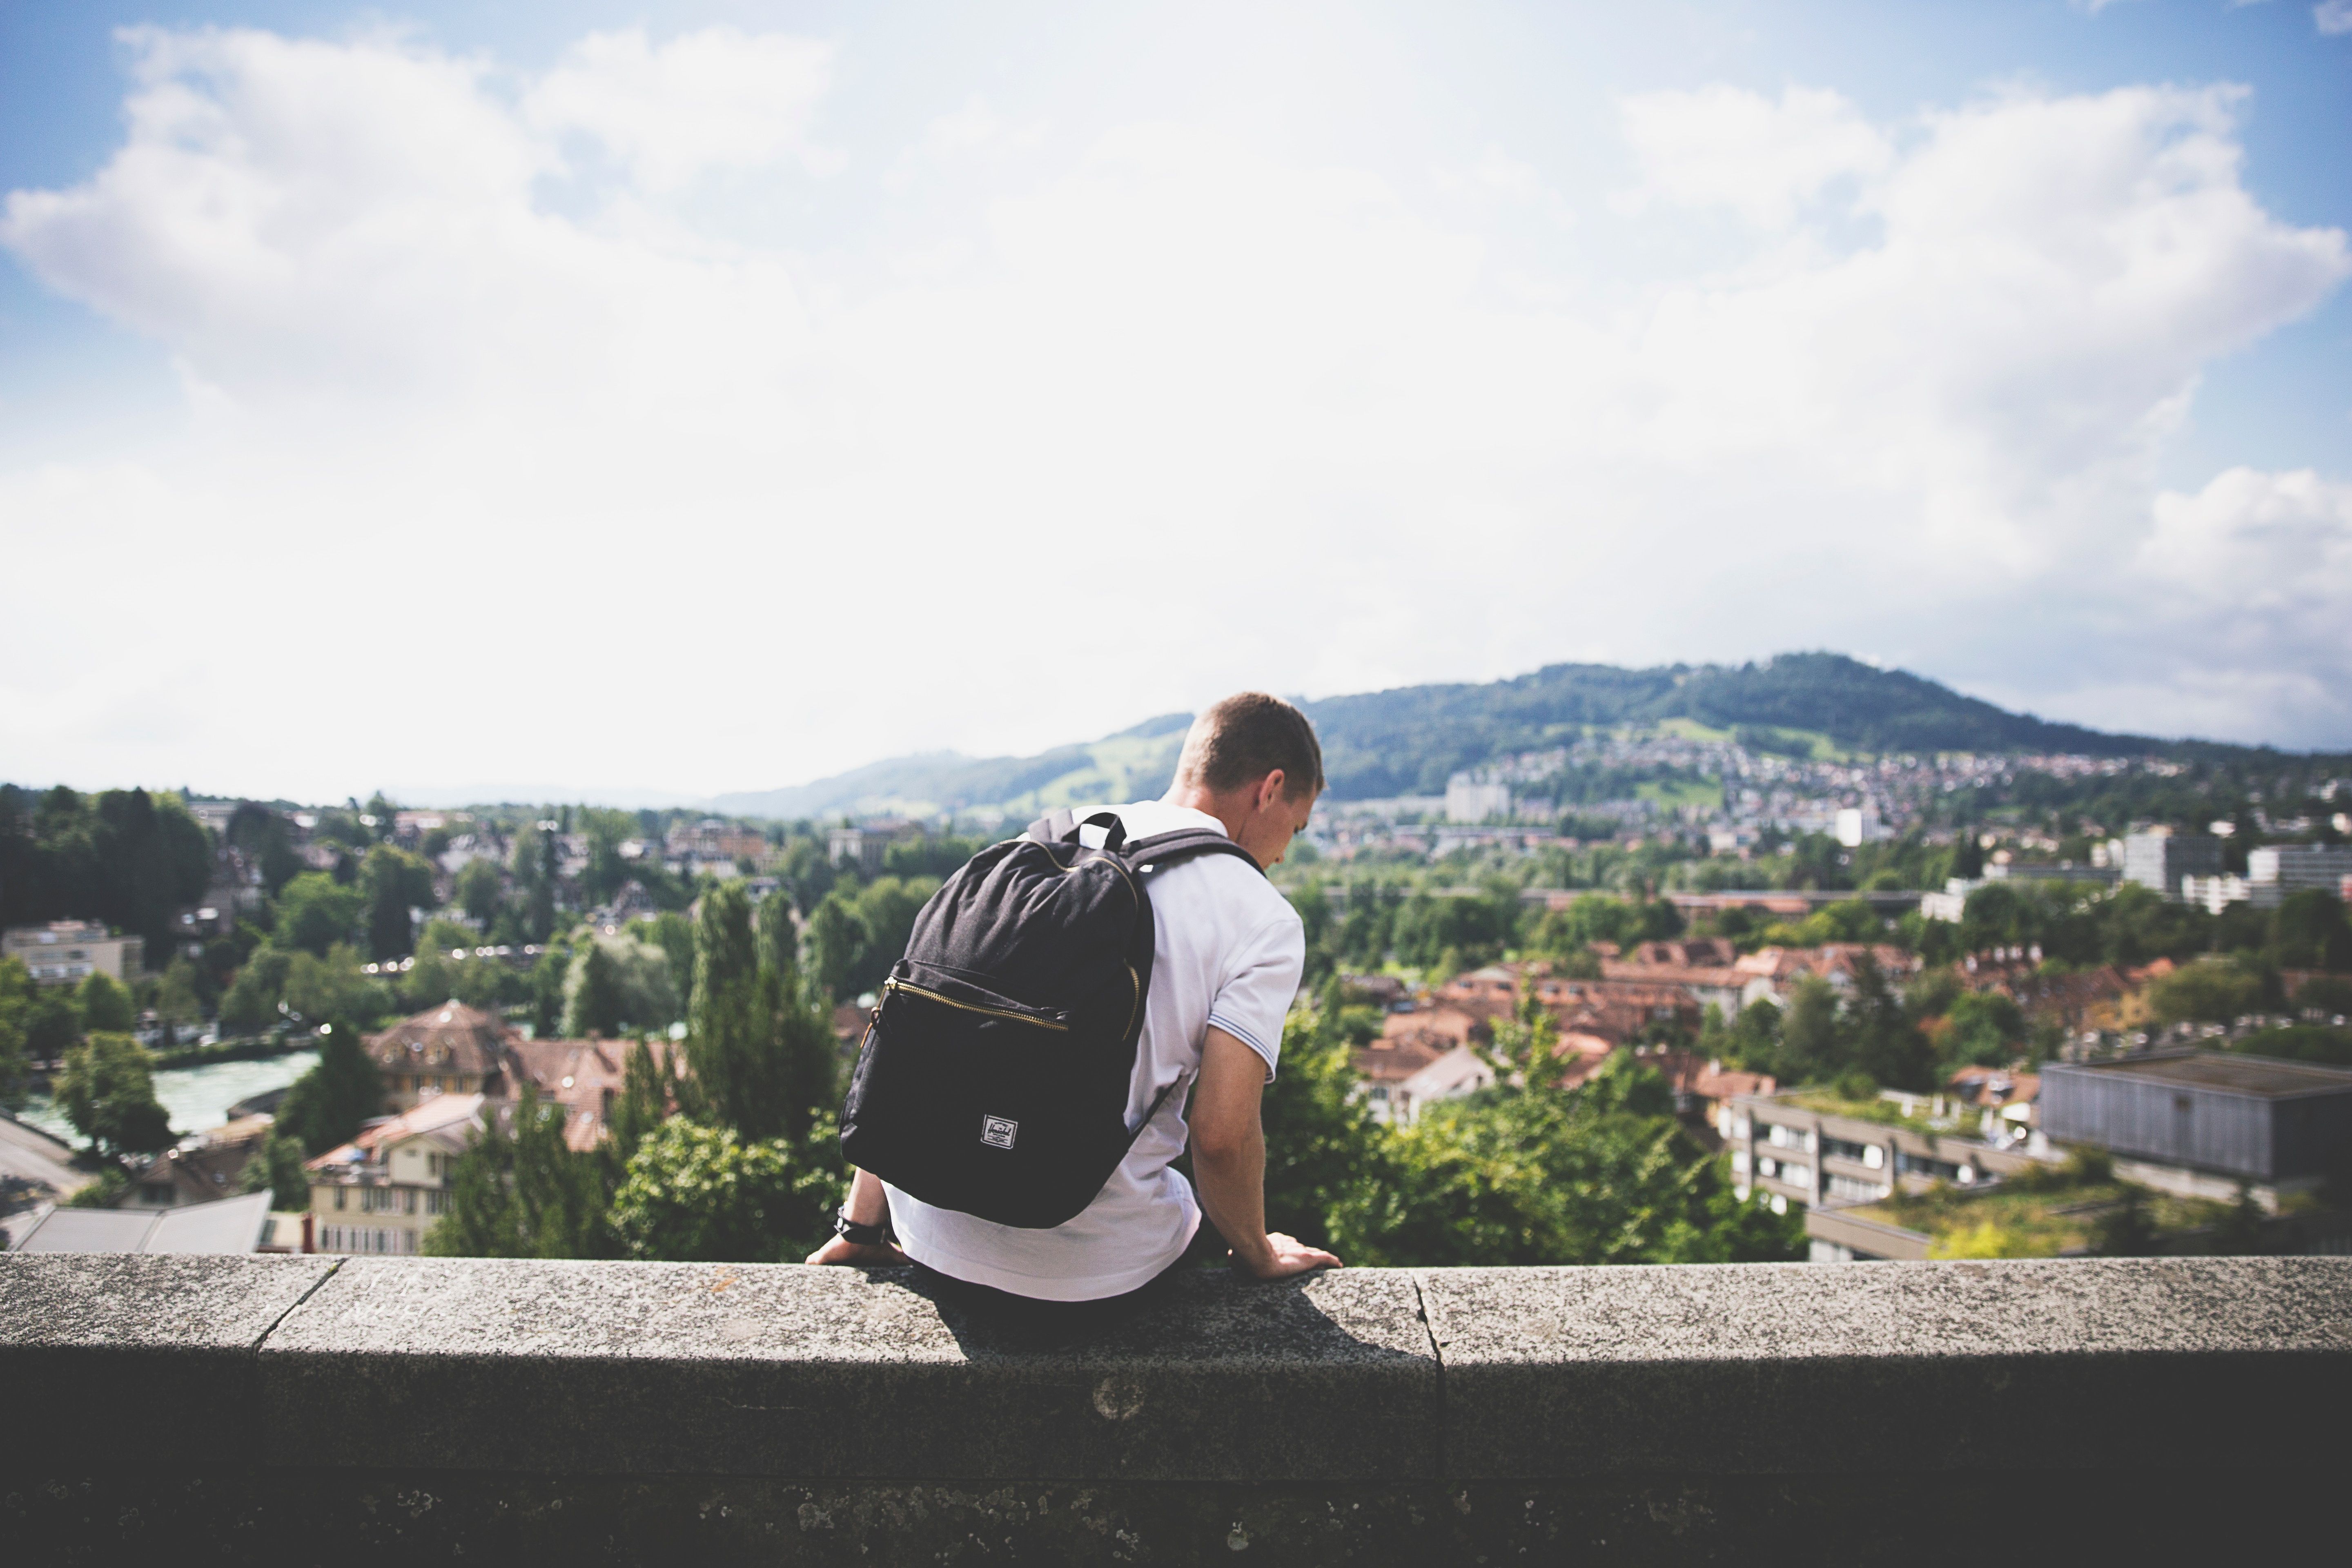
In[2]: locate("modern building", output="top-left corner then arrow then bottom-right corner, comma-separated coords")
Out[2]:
1834,806 -> 1888,846
305,1092 -> 485,1255
2118,831 -> 2222,901
1724,1087 -> 2050,1222
2180,874 -> 2255,915
1444,773 -> 1514,824
2243,844 -> 2352,909
2040,1051 -> 2352,1209
2,920 -> 144,986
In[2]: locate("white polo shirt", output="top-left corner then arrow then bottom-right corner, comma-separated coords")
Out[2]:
882,801 -> 1305,1301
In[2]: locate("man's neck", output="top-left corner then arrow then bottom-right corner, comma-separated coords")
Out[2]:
1162,784 -> 1244,843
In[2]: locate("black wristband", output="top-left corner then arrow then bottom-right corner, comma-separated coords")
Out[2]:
833,1209 -> 892,1247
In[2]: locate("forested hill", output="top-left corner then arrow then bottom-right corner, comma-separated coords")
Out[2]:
1301,653 -> 2148,799
710,653 -> 2183,818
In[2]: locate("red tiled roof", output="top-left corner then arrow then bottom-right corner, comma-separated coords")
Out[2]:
368,1002 -> 510,1080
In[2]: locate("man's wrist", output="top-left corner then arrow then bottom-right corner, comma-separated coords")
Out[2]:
1227,1234 -> 1277,1273
833,1209 -> 893,1247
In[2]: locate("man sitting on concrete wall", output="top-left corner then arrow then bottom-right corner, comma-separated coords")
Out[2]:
808,693 -> 1341,1329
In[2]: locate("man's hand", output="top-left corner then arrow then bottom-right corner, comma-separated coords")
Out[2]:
1229,1231 -> 1341,1281
803,1234 -> 906,1267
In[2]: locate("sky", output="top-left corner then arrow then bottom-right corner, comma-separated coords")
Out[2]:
2,0 -> 2348,806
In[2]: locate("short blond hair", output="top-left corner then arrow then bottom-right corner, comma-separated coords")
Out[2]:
1174,693 -> 1324,799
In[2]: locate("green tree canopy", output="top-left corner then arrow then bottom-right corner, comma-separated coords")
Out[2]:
275,1020 -> 386,1155
454,857 -> 505,929
425,1087 -> 612,1259
274,873 -> 364,958
76,970 -> 136,1033
360,844 -> 437,961
56,1031 -> 176,1156
2148,961 -> 2263,1027
0,956 -> 35,1109
607,1118 -> 840,1263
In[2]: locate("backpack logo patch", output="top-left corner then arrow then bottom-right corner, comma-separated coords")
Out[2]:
980,1115 -> 1019,1150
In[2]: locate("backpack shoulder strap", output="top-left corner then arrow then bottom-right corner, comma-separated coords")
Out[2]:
1026,809 -> 1129,851
1122,828 -> 1265,879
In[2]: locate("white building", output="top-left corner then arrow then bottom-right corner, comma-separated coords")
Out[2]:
2244,844 -> 2352,909
1834,806 -> 1888,847
1444,773 -> 1513,824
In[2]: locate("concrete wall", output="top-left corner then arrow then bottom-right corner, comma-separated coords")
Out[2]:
3,1253 -> 2347,1562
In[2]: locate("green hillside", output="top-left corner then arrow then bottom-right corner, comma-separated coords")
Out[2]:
707,652 -> 2272,820
1298,652 -> 2148,798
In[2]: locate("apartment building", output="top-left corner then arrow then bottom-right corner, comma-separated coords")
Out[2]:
2119,831 -> 2223,901
1724,1087 -> 2048,1220
305,1093 -> 483,1255
3,920 -> 143,985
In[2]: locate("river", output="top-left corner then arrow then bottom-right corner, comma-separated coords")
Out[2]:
18,1050 -> 320,1147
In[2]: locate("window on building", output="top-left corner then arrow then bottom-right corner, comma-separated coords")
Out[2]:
1822,1136 -> 1871,1164
334,1187 -> 345,1211
1897,1151 -> 1962,1182
1824,1173 -> 1889,1203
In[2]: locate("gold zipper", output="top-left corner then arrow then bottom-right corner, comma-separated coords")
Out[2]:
884,977 -> 1070,1031
1123,963 -> 1141,1040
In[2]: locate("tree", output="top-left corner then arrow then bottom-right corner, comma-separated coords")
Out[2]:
528,938 -> 570,1038
684,882 -> 834,1144
283,945 -> 385,1027
1938,991 -> 2025,1069
1778,975 -> 1842,1082
761,888 -> 840,1145
608,1039 -> 675,1166
454,857 -> 505,929
606,1118 -> 841,1262
422,1087 -> 612,1258
274,873 -> 364,958
77,971 -> 136,1033
1846,956 -> 1936,1091
1327,1051 -> 1801,1267
0,956 -> 34,1109
566,942 -> 628,1038
1253,998 -> 1395,1253
218,946 -> 293,1031
360,844 -> 437,961
55,1032 -> 176,1156
803,894 -> 864,1005
156,956 -> 209,1039
241,1132 -> 313,1210
274,1021 -> 386,1154
2271,890 -> 2352,973
2147,962 -> 2262,1027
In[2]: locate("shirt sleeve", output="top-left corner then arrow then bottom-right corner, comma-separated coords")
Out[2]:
1206,910 -> 1306,1082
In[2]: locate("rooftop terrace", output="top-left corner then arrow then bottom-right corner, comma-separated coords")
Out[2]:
3,1253 -> 2345,1561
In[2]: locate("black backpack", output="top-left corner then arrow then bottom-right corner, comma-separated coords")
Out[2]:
838,808 -> 1262,1229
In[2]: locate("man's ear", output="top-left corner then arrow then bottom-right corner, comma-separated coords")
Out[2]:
1257,769 -> 1288,812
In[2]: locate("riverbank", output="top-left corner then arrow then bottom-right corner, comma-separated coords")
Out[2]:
16,1051 -> 320,1147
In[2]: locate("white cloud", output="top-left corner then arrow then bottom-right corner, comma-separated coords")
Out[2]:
0,30 -> 2348,797
2318,1 -> 2352,35
1618,85 -> 1891,226
523,27 -> 840,190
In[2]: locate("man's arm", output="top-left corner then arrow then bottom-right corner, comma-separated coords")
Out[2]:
1190,1025 -> 1341,1279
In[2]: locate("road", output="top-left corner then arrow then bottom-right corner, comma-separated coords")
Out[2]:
0,1110 -> 90,1204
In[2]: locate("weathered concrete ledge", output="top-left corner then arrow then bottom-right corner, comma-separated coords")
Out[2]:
3,1254 -> 2347,1562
